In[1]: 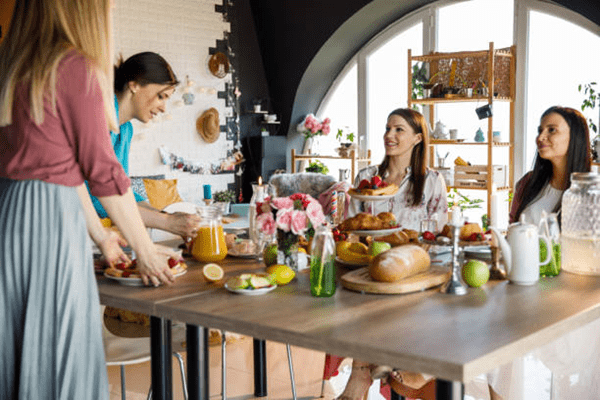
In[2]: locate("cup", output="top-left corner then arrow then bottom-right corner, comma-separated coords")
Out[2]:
420,216 -> 439,235
254,104 -> 261,112
493,131 -> 501,143
449,129 -> 458,140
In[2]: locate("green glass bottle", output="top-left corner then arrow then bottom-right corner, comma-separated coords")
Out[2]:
310,225 -> 336,297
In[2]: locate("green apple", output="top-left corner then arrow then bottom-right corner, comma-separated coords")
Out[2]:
369,241 -> 392,257
461,259 -> 490,288
263,243 -> 278,267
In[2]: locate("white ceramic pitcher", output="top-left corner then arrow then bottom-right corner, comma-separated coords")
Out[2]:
490,215 -> 552,285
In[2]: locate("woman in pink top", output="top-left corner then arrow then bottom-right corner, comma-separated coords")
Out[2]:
0,0 -> 175,398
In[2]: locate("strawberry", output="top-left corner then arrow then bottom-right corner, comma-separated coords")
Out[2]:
423,231 -> 436,241
115,262 -> 126,270
122,271 -> 132,278
469,232 -> 483,241
168,257 -> 179,268
380,181 -> 389,187
358,179 -> 370,190
130,259 -> 138,266
370,176 -> 383,187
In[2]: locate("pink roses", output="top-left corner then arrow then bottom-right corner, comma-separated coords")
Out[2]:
257,193 -> 326,236
297,114 -> 331,140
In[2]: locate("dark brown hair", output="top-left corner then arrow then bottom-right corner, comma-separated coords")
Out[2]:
114,52 -> 178,93
378,108 -> 429,206
514,106 -> 591,221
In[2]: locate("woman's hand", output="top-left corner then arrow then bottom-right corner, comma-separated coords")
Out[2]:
167,212 -> 202,240
97,228 -> 130,267
136,245 -> 176,287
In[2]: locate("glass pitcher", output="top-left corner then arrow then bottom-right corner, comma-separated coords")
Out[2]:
561,172 -> 600,275
191,205 -> 228,262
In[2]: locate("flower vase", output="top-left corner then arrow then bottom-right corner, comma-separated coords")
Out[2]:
276,229 -> 300,271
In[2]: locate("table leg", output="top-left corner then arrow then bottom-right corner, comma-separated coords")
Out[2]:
186,325 -> 209,400
253,339 -> 267,397
436,379 -> 464,400
150,317 -> 173,400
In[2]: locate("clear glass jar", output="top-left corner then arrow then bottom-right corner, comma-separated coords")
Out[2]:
310,225 -> 336,297
249,182 -> 269,246
561,172 -> 600,275
191,205 -> 228,262
539,212 -> 561,277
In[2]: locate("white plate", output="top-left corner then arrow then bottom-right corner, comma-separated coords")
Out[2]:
104,268 -> 187,287
227,251 -> 261,259
335,257 -> 369,268
224,283 -> 277,296
349,227 -> 403,237
348,193 -> 396,202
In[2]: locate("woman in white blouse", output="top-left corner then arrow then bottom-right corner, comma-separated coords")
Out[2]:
339,108 -> 446,400
350,107 -> 448,231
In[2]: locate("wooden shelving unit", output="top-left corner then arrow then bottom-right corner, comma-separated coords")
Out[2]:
290,149 -> 371,181
408,42 -> 516,217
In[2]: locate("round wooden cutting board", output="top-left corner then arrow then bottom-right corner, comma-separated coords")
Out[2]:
341,265 -> 451,294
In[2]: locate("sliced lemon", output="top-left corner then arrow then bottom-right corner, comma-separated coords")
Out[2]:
203,263 -> 224,282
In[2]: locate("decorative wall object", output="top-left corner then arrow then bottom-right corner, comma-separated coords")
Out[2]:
196,108 -> 220,143
158,146 -> 244,175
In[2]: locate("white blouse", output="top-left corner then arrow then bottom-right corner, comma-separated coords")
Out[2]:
349,165 -> 448,231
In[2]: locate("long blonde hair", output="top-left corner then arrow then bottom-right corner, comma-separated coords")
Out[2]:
0,0 -> 117,131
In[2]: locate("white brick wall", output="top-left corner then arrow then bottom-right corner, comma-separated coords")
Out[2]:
112,0 -> 234,204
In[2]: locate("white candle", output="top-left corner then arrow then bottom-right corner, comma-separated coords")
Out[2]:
451,205 -> 463,226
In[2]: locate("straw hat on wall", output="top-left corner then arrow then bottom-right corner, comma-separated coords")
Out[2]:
196,108 -> 220,143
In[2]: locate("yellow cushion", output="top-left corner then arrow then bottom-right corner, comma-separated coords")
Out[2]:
143,178 -> 183,210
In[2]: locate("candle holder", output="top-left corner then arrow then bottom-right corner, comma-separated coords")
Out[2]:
440,224 -> 468,295
489,246 -> 507,280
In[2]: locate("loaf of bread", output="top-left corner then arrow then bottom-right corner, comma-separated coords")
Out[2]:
459,223 -> 482,240
373,230 -> 409,246
369,244 -> 430,282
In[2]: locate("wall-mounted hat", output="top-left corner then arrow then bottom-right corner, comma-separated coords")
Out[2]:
196,108 -> 220,143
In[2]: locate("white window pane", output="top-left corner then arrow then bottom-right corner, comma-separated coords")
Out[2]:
438,0 -> 513,52
525,10 -> 600,169
367,23 -> 423,164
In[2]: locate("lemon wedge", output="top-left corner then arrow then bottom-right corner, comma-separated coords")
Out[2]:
203,263 -> 224,282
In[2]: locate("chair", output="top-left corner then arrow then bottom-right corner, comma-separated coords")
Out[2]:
101,306 -> 188,400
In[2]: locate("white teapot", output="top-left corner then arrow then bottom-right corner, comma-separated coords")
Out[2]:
432,121 -> 449,139
490,215 -> 551,285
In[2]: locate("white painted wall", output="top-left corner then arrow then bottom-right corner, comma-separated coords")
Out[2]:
112,0 -> 234,204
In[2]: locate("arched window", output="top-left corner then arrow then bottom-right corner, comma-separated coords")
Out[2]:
316,0 -> 600,223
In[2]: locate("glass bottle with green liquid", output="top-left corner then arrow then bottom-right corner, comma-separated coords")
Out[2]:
539,212 -> 561,277
310,225 -> 336,297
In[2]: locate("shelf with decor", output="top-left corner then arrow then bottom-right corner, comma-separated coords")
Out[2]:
408,42 -> 516,219
290,149 -> 371,182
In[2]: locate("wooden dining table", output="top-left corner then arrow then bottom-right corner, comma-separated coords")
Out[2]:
97,244 -> 600,400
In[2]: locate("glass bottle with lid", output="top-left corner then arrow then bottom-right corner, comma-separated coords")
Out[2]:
561,172 -> 600,275
310,225 -> 336,297
191,205 -> 228,262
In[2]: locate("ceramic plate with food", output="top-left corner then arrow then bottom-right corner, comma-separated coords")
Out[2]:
347,192 -> 396,202
227,239 -> 261,259
104,257 -> 188,287
224,273 -> 276,295
349,227 -> 404,237
335,257 -> 369,268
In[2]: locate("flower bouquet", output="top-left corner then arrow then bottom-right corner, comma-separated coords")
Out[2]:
297,114 -> 331,140
256,193 -> 326,270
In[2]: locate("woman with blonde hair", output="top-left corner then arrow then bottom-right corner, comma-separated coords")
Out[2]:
0,0 -> 176,398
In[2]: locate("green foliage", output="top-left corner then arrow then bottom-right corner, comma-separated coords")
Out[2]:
578,82 -> 598,134
447,189 -> 484,211
336,128 -> 355,143
213,190 -> 236,203
411,62 -> 429,100
306,160 -> 329,175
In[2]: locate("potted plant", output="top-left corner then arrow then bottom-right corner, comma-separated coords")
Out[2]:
335,127 -> 356,157
305,160 -> 329,175
579,82 -> 600,161
411,62 -> 430,100
213,189 -> 236,215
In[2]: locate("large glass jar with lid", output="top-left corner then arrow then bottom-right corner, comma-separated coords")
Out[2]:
561,172 -> 600,275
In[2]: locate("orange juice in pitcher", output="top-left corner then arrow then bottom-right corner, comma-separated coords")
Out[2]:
191,206 -> 227,262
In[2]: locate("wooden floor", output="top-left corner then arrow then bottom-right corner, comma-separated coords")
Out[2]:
106,338 -> 327,400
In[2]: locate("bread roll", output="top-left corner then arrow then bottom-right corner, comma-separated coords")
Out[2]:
369,244 -> 430,282
373,230 -> 409,246
459,223 -> 482,240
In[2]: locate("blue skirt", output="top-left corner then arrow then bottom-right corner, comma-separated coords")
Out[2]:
0,179 -> 108,400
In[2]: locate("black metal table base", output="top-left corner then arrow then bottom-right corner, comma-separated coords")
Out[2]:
253,338 -> 267,397
186,325 -> 209,400
150,317 -> 173,400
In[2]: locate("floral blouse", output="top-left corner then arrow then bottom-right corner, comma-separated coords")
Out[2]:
349,165 -> 448,231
